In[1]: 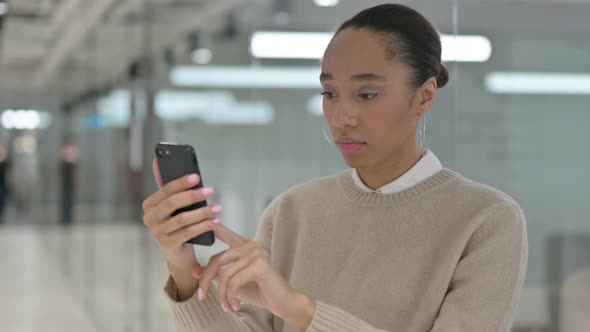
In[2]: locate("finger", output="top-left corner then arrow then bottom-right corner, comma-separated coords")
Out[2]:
142,172 -> 200,212
219,250 -> 259,311
213,223 -> 247,248
156,188 -> 217,222
198,243 -> 255,300
223,260 -> 260,312
162,218 -> 219,248
192,265 -> 204,279
198,250 -> 237,301
156,204 -> 222,235
152,159 -> 163,188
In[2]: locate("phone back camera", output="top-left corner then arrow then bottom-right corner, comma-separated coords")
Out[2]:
157,148 -> 171,159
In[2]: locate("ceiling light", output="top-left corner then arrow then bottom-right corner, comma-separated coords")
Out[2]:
485,72 -> 590,95
440,35 -> 492,62
1,109 -> 43,130
313,0 -> 339,7
250,31 -> 491,62
251,31 -> 332,59
170,65 -> 321,89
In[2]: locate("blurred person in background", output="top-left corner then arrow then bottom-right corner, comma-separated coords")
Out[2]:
0,144 -> 11,224
142,4 -> 527,332
59,142 -> 79,225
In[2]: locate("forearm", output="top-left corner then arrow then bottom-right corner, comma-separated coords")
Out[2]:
168,261 -> 200,301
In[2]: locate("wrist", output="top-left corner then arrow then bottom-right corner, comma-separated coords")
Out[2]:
284,288 -> 316,332
167,261 -> 200,302
167,260 -> 200,273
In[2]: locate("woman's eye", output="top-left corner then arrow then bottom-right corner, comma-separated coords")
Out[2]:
359,93 -> 378,100
321,91 -> 336,99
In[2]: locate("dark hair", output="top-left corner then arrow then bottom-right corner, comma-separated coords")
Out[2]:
335,3 -> 449,89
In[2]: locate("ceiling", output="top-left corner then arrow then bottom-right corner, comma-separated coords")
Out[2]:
0,0 -> 264,98
1,0 -> 590,106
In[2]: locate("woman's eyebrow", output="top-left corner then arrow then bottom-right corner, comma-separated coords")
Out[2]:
351,73 -> 386,81
319,72 -> 386,82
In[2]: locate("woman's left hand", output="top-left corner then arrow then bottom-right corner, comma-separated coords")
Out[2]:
194,223 -> 316,330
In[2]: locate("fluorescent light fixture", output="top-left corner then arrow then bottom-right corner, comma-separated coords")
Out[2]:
170,65 -> 321,89
155,90 -> 274,125
250,31 -> 491,62
485,72 -> 590,95
313,0 -> 340,7
440,35 -> 491,62
0,3 -> 7,16
191,48 -> 213,64
251,31 -> 332,59
1,109 -> 43,130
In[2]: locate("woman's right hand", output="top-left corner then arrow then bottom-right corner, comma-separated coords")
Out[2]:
142,159 -> 223,271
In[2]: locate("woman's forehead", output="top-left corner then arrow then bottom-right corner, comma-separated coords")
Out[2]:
322,29 -> 398,76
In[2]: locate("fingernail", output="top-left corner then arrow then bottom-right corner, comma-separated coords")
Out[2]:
197,288 -> 204,301
211,205 -> 223,213
232,303 -> 240,311
213,218 -> 222,224
221,304 -> 229,312
187,174 -> 197,183
202,187 -> 214,197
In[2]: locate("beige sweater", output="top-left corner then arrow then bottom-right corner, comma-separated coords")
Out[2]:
164,168 -> 528,332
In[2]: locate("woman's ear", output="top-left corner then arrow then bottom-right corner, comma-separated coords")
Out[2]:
417,77 -> 438,113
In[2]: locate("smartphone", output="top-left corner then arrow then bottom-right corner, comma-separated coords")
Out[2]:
155,142 -> 215,246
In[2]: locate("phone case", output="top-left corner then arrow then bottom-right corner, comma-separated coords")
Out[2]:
155,142 -> 215,246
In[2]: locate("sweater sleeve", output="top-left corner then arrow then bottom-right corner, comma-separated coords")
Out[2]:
430,204 -> 527,332
163,200 -> 278,332
304,204 -> 528,332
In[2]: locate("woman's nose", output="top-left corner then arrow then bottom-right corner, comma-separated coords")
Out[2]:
330,103 -> 359,128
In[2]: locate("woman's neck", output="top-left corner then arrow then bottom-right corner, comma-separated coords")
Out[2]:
357,145 -> 425,191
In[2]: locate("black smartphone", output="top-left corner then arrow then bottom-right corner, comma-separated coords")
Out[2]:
155,142 -> 215,246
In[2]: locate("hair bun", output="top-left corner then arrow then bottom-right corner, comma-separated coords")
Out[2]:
437,64 -> 449,88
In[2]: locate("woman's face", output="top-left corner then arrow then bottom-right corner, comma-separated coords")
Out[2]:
321,28 -> 432,170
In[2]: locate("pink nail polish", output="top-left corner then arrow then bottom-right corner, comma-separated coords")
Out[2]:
221,304 -> 228,312
187,174 -> 197,183
197,288 -> 204,301
213,218 -> 221,224
202,187 -> 214,196
211,205 -> 223,213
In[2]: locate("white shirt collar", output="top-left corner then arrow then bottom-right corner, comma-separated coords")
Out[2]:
352,149 -> 443,194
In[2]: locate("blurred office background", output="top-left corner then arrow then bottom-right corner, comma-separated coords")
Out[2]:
0,0 -> 589,331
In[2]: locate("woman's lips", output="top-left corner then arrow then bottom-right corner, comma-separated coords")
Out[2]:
336,142 -> 366,154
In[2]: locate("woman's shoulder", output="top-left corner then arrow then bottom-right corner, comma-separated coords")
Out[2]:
442,168 -> 522,216
452,169 -> 517,201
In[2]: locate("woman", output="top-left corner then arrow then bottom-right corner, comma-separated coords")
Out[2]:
142,4 -> 527,332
